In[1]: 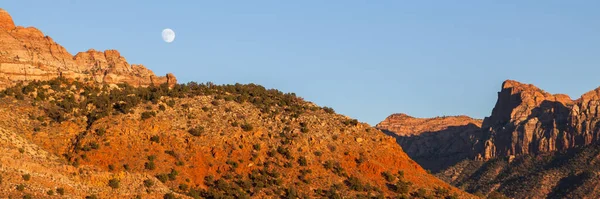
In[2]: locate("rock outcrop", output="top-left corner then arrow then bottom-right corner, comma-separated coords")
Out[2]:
379,80 -> 600,167
475,80 -> 600,160
0,8 -> 175,89
376,114 -> 483,172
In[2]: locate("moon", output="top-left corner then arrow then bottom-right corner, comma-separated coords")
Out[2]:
162,28 -> 175,43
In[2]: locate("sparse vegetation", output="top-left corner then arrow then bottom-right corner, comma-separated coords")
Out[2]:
22,174 -> 31,181
108,178 -> 120,189
189,126 -> 204,136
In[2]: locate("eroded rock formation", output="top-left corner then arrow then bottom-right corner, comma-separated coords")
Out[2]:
376,114 -> 483,172
0,8 -> 175,89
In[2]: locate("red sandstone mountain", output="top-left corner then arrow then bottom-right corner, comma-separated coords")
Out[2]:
0,8 -> 176,89
378,80 -> 600,198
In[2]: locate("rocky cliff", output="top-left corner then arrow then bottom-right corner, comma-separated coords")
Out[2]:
376,114 -> 483,172
380,80 -> 600,164
0,8 -> 176,89
378,80 -> 600,198
476,80 -> 600,160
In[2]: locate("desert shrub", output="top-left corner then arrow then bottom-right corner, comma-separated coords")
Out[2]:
148,155 -> 157,161
159,104 -> 166,111
168,169 -> 179,181
165,150 -> 177,157
166,99 -> 176,107
108,178 -> 120,189
314,151 -> 322,156
85,195 -> 98,199
150,135 -> 160,143
156,174 -> 169,183
16,184 -> 25,191
253,144 -> 261,150
298,156 -> 308,166
56,187 -> 65,195
189,126 -> 204,136
412,188 -> 428,198
300,126 -> 309,133
179,183 -> 189,191
382,171 -> 395,182
144,179 -> 154,187
22,174 -> 31,181
95,128 -> 106,136
342,119 -> 358,126
226,160 -> 239,168
23,194 -> 32,199
240,123 -> 254,132
47,190 -> 54,195
347,176 -> 366,191
145,161 -> 156,170
141,111 -> 156,120
323,106 -> 335,114
356,153 -> 367,164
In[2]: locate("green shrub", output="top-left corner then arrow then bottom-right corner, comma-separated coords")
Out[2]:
148,155 -> 157,161
189,126 -> 204,136
95,128 -> 106,136
382,171 -> 395,182
166,99 -> 176,107
108,178 -> 120,189
141,111 -> 156,120
168,169 -> 179,181
56,187 -> 65,195
240,123 -> 253,132
150,135 -> 160,143
144,179 -> 154,187
85,195 -> 98,199
47,190 -> 55,195
22,174 -> 31,181
16,184 -> 25,191
145,161 -> 156,170
323,107 -> 335,114
298,156 -> 308,166
156,174 -> 169,183
164,193 -> 176,199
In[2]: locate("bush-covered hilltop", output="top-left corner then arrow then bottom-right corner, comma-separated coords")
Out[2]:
0,78 -> 471,198
2,77 -> 319,127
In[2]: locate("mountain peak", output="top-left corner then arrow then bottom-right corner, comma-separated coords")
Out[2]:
0,8 -> 15,30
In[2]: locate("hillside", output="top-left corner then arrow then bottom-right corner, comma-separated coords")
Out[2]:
378,80 -> 600,198
0,78 -> 470,198
0,8 -> 472,199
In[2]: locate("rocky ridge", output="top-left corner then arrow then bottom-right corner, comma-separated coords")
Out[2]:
376,114 -> 483,172
0,8 -> 176,89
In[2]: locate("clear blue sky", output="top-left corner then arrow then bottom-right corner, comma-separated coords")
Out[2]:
4,1 -> 600,125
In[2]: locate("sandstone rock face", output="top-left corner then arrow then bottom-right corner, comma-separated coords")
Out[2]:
376,114 -> 483,172
379,80 -> 600,168
0,9 -> 175,89
0,9 -> 15,30
474,80 -> 600,160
